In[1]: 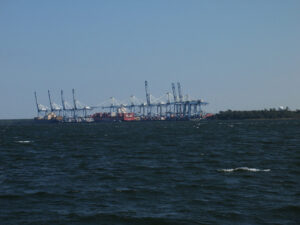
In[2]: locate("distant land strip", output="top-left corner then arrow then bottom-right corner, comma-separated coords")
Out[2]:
208,108 -> 300,120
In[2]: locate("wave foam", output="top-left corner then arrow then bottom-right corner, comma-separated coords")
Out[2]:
16,140 -> 32,143
219,167 -> 270,172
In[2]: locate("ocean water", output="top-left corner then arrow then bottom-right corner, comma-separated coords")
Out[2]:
0,119 -> 299,225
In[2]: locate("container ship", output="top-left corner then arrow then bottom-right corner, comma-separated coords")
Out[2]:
92,112 -> 136,122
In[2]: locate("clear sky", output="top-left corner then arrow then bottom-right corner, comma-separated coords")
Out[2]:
0,0 -> 299,119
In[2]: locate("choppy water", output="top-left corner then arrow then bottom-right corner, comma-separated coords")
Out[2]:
0,119 -> 299,225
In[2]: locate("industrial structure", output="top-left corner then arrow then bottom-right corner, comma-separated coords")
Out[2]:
34,81 -> 209,122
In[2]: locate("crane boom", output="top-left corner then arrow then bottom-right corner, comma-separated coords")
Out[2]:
61,90 -> 66,110
172,83 -> 177,102
166,92 -> 171,103
48,90 -> 54,112
72,88 -> 77,110
177,82 -> 183,102
145,81 -> 151,105
34,91 -> 40,113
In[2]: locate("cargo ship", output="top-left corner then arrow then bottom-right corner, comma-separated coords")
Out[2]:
34,112 -> 94,123
34,112 -> 62,123
92,112 -> 137,122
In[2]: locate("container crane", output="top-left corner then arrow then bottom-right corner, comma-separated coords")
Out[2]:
145,81 -> 151,115
61,90 -> 66,111
72,88 -> 77,118
172,83 -> 178,115
48,90 -> 54,112
177,82 -> 183,114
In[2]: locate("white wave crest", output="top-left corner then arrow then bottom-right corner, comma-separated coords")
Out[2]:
219,167 -> 270,172
16,140 -> 32,143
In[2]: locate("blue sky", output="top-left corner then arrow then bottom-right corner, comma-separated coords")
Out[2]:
0,0 -> 299,119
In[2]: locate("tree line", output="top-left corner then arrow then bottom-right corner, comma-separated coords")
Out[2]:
209,108 -> 300,120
